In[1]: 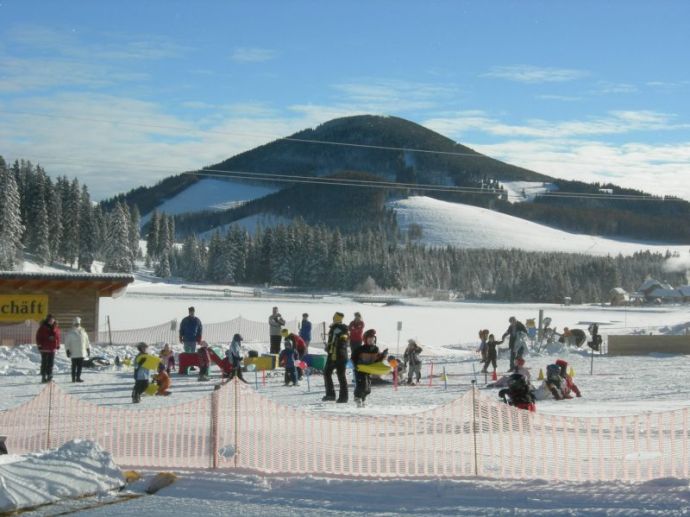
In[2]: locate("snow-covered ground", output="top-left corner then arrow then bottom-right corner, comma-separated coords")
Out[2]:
389,195 -> 690,256
4,277 -> 690,514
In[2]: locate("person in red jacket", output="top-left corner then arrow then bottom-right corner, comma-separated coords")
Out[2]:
348,312 -> 365,353
556,359 -> 581,398
36,314 -> 61,383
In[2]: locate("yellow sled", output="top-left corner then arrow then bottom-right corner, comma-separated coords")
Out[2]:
357,362 -> 392,375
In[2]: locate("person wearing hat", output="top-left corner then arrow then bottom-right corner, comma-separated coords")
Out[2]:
556,358 -> 581,398
268,307 -> 286,354
323,312 -> 349,403
132,343 -> 151,403
502,316 -> 527,372
225,333 -> 248,383
179,306 -> 203,354
64,316 -> 91,383
348,312 -> 365,353
298,313 -> 312,347
403,338 -> 423,385
352,328 -> 382,407
36,314 -> 61,383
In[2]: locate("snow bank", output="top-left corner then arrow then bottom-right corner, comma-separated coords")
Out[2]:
0,439 -> 124,513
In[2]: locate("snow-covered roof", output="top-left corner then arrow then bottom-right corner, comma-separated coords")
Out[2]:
0,272 -> 134,297
610,287 -> 628,295
639,278 -> 662,292
0,272 -> 134,281
647,287 -> 682,299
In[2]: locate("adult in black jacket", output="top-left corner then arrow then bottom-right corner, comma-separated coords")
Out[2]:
323,312 -> 349,403
502,316 -> 527,372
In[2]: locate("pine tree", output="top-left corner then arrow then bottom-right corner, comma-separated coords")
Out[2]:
103,203 -> 133,273
155,250 -> 172,278
129,204 -> 141,267
78,185 -> 96,272
59,178 -> 81,266
26,169 -> 51,264
146,211 -> 160,260
0,166 -> 25,270
45,175 -> 63,264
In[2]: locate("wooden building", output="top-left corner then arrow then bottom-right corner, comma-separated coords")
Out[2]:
0,272 -> 134,345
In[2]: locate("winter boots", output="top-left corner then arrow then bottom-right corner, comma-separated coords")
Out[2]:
322,394 -> 336,402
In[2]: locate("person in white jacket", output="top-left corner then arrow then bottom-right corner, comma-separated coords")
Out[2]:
64,316 -> 90,383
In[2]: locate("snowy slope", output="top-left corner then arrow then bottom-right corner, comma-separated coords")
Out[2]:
389,196 -> 690,256
140,178 -> 278,223
500,180 -> 558,203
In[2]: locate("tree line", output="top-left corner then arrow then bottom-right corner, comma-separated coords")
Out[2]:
155,218 -> 686,304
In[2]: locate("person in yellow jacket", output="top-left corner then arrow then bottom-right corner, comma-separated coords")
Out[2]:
64,316 -> 90,383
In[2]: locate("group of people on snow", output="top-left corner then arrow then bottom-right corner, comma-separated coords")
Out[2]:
479,316 -> 583,412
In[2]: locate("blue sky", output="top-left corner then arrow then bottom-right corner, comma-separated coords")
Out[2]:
1,0 -> 689,201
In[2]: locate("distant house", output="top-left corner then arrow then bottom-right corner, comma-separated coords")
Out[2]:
609,287 -> 629,306
638,278 -> 684,304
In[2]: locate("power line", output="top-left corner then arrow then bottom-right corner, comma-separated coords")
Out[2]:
12,153 -> 672,202
187,168 -> 669,201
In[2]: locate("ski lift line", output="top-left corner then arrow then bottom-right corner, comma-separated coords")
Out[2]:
4,151 -> 670,202
189,170 -> 564,197
188,169 -> 668,201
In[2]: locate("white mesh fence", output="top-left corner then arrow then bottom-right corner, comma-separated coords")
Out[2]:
1,381 -> 688,480
95,316 -> 305,346
0,320 -> 40,346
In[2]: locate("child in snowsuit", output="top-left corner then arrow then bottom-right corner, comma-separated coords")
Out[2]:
225,333 -> 248,383
132,342 -> 152,403
197,341 -> 211,381
352,328 -> 381,407
159,343 -> 175,374
282,328 -> 307,379
279,340 -> 299,386
477,329 -> 489,363
154,362 -> 172,396
481,334 -> 503,374
543,363 -> 566,400
403,339 -> 423,385
556,359 -> 581,398
498,373 -> 536,412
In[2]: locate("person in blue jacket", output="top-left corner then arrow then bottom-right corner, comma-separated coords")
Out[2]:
299,313 -> 312,347
179,306 -> 202,353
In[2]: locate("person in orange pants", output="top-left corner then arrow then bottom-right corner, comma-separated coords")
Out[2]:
154,363 -> 172,396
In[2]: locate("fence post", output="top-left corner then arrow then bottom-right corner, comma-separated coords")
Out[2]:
471,380 -> 478,476
211,385 -> 220,469
46,381 -> 54,450
107,316 -> 113,347
234,377 -> 239,468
